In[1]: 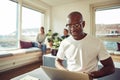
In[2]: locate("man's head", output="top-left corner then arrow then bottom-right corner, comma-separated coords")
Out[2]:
66,11 -> 85,40
64,29 -> 69,36
40,26 -> 44,33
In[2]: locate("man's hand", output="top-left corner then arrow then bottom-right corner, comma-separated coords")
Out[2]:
88,74 -> 93,80
55,58 -> 67,71
38,44 -> 42,48
83,72 -> 93,80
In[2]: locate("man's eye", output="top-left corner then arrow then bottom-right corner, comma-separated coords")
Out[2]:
75,24 -> 79,27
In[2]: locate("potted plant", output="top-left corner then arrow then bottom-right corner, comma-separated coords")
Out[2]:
46,31 -> 62,56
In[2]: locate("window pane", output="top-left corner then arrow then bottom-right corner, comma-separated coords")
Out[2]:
103,41 -> 118,51
0,0 -> 18,50
22,7 -> 44,41
95,8 -> 120,37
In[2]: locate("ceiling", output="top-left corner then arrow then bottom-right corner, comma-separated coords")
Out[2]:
39,0 -> 81,6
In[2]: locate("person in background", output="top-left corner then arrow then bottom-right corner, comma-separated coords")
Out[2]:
55,11 -> 115,80
61,28 -> 69,39
36,26 -> 46,54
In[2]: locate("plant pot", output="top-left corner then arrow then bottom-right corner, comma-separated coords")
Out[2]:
51,49 -> 58,56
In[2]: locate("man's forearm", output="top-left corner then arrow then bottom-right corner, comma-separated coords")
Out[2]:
89,57 -> 115,79
55,59 -> 67,71
89,66 -> 115,78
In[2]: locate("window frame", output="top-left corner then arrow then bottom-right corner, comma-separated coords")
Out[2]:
90,1 -> 120,42
21,6 -> 45,41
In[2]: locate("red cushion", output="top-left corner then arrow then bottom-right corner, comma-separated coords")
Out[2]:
117,42 -> 120,51
20,40 -> 32,49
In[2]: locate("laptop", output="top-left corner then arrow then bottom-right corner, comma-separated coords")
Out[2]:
40,66 -> 89,80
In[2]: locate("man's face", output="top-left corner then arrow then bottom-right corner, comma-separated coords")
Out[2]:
40,28 -> 44,33
64,29 -> 68,36
66,16 -> 85,39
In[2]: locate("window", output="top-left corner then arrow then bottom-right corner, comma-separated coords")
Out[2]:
95,8 -> 120,37
22,7 -> 44,41
0,0 -> 18,50
95,8 -> 120,51
90,1 -> 120,51
0,1 -> 45,51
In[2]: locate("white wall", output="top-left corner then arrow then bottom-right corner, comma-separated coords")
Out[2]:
51,0 -> 90,35
51,0 -> 119,35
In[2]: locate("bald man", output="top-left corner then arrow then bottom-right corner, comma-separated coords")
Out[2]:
55,11 -> 115,80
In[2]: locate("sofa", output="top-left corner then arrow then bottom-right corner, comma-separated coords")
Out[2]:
0,47 -> 42,72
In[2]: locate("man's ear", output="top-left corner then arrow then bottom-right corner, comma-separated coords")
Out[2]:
82,21 -> 85,28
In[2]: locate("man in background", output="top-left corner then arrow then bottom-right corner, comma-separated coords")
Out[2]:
61,29 -> 69,39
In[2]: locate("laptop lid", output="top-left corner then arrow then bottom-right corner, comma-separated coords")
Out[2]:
40,66 -> 89,80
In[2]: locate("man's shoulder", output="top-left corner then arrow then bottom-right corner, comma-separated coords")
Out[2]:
86,34 -> 99,40
61,36 -> 72,43
85,34 -> 102,43
64,35 -> 72,40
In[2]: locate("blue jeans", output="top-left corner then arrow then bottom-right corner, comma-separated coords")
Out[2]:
32,42 -> 46,55
41,44 -> 46,55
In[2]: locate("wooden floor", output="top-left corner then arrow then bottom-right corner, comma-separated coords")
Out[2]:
0,61 -> 42,80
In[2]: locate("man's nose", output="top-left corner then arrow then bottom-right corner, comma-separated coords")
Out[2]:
70,26 -> 76,31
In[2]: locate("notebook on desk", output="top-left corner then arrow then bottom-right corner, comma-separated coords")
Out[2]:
41,66 -> 89,80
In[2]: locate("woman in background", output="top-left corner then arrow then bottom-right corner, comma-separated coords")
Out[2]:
36,26 -> 46,54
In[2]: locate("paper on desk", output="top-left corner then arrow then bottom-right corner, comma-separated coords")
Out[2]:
20,75 -> 39,80
41,66 -> 90,80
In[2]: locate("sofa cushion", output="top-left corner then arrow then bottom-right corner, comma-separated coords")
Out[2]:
0,51 -> 13,58
117,42 -> 120,51
20,40 -> 33,49
24,47 -> 41,53
9,47 -> 41,55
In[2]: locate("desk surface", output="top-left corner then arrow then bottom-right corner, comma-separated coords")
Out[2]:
11,67 -> 50,80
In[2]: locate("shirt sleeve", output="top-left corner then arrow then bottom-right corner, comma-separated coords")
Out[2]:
56,41 -> 65,60
98,40 -> 111,61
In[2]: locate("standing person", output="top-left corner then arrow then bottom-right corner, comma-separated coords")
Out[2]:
55,11 -> 115,80
61,28 -> 69,39
36,26 -> 46,54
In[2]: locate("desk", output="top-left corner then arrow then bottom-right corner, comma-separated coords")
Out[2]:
11,67 -> 50,80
